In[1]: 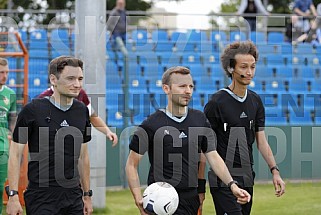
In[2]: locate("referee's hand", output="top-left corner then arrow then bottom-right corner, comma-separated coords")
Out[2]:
6,195 -> 23,215
230,184 -> 251,204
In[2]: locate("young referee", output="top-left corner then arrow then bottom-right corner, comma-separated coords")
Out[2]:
204,41 -> 285,215
126,66 -> 251,215
6,56 -> 93,215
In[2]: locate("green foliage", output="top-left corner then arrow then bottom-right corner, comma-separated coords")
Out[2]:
107,0 -> 151,11
220,0 -> 241,13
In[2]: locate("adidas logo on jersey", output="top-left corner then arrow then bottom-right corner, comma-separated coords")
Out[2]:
60,120 -> 69,127
179,132 -> 187,139
240,112 -> 248,118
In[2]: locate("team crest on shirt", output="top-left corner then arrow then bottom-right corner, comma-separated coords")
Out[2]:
2,96 -> 9,105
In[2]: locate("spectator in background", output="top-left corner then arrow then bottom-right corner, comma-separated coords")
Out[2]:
108,0 -> 127,44
292,0 -> 317,33
292,3 -> 321,45
237,0 -> 269,32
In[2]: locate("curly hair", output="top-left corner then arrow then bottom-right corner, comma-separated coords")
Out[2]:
220,41 -> 259,78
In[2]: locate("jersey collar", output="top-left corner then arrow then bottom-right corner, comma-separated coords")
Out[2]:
221,88 -> 248,103
159,107 -> 188,123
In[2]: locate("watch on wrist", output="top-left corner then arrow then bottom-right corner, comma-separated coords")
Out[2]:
9,190 -> 19,197
227,180 -> 238,190
270,165 -> 280,173
83,190 -> 93,197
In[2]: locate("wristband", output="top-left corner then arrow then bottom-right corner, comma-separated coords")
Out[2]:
197,179 -> 206,193
227,180 -> 238,190
270,165 -> 280,173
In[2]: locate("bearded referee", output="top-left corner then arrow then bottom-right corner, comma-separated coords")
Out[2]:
126,66 -> 251,215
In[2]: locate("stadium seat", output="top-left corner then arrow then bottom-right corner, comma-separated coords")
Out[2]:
309,80 -> 321,93
18,29 -> 27,42
148,78 -> 163,94
264,80 -> 287,93
259,93 -> 279,108
152,30 -> 168,42
294,43 -> 314,54
257,44 -> 275,54
138,52 -> 158,66
129,77 -> 148,93
210,31 -> 227,43
266,65 -> 293,78
158,52 -> 181,65
188,64 -> 206,77
50,29 -> 69,42
265,107 -> 288,126
248,79 -> 263,93
188,30 -> 208,43
288,109 -> 313,125
154,42 -> 173,52
107,108 -> 124,127
142,64 -> 162,80
171,31 -> 195,52
201,53 -> 220,65
250,31 -> 266,43
171,31 -> 187,42
152,93 -> 167,108
29,49 -> 49,59
29,29 -> 48,41
182,52 -> 201,64
280,43 -> 293,55
267,32 -> 284,44
266,54 -> 284,65
288,79 -> 309,93
51,49 -> 71,58
134,42 -> 155,52
29,41 -> 49,50
230,31 -> 247,42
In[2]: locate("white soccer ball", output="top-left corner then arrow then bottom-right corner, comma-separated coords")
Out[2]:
142,182 -> 179,215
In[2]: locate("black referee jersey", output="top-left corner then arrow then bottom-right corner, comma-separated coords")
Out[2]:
204,87 -> 265,187
129,108 -> 216,193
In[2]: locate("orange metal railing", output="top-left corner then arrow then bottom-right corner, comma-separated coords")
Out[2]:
0,31 -> 29,206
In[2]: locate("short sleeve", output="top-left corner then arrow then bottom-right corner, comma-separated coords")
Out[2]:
199,117 -> 217,154
12,104 -> 34,144
129,123 -> 151,155
204,98 -> 220,130
83,107 -> 92,143
255,96 -> 265,132
9,91 -> 16,113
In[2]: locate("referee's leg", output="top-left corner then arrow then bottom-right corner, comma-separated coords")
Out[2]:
174,194 -> 200,215
210,187 -> 245,215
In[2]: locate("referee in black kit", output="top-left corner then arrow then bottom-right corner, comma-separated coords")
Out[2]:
6,56 -> 93,215
204,41 -> 285,215
126,66 -> 251,215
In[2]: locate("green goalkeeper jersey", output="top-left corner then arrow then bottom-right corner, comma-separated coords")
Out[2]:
0,85 -> 16,152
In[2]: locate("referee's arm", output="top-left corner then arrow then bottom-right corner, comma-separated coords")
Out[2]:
126,150 -> 148,215
7,141 -> 24,215
256,131 -> 285,197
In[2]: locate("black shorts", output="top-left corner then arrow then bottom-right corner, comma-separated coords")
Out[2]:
24,186 -> 83,215
174,190 -> 200,215
210,186 -> 253,215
